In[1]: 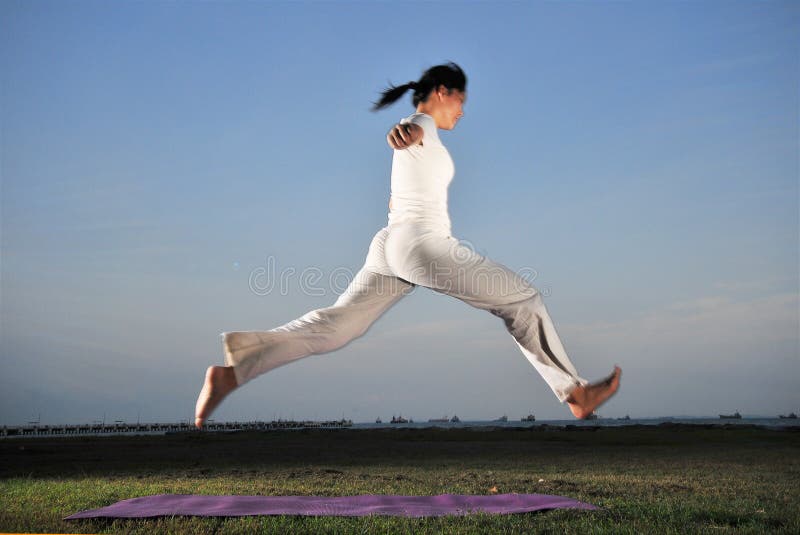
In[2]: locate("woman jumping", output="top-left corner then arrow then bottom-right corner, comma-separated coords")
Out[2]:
195,62 -> 621,428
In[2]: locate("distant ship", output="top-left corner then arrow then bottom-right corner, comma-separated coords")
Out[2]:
428,416 -> 449,423
390,415 -> 409,424
719,412 -> 742,419
450,415 -> 460,423
521,414 -> 536,422
375,418 -> 382,424
779,413 -> 797,419
585,412 -> 599,420
494,415 -> 508,422
617,415 -> 631,421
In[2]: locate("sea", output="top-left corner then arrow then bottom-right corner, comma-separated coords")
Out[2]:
4,417 -> 797,439
352,417 -> 800,431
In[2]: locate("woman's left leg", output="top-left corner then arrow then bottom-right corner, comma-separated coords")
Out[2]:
384,226 -> 590,403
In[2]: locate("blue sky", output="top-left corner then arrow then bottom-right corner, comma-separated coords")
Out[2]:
1,0 -> 797,425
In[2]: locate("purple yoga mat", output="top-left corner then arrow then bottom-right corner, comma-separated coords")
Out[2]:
65,493 -> 598,519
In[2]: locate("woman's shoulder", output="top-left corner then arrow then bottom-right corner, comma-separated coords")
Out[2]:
400,113 -> 439,143
401,112 -> 435,126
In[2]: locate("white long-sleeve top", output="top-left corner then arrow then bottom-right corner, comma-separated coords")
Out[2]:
387,112 -> 455,234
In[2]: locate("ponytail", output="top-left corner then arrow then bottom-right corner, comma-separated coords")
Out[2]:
371,81 -> 417,111
371,62 -> 466,112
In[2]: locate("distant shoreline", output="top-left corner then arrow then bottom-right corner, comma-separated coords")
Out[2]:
2,417 -> 798,440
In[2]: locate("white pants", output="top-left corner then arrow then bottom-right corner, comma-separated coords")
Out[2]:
221,224 -> 588,402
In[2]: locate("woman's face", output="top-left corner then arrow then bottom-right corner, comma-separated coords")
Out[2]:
438,87 -> 466,130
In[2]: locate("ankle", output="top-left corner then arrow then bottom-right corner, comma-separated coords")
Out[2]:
222,366 -> 238,388
565,385 -> 584,405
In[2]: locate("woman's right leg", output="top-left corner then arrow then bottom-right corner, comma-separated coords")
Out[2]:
222,268 -> 414,386
196,227 -> 413,426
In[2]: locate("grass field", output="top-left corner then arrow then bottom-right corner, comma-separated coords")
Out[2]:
1,424 -> 798,534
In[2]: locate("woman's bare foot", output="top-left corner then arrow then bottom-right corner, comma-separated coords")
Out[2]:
194,365 -> 238,429
566,365 -> 622,419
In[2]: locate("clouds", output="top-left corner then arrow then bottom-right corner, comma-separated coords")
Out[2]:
560,289 -> 799,416
571,290 -> 798,352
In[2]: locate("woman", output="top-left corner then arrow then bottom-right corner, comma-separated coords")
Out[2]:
195,63 -> 621,428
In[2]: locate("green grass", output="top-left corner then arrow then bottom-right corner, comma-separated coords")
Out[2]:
1,425 -> 798,533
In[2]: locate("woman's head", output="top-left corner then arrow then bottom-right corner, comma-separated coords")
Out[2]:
372,62 -> 467,130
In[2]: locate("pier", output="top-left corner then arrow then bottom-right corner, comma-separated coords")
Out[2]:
0,419 -> 353,438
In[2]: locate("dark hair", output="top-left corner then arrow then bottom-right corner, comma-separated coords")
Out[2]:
371,62 -> 467,111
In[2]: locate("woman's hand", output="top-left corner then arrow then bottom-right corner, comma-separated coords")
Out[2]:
387,123 -> 423,149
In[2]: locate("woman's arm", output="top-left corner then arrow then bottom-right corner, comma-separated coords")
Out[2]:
386,123 -> 424,149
